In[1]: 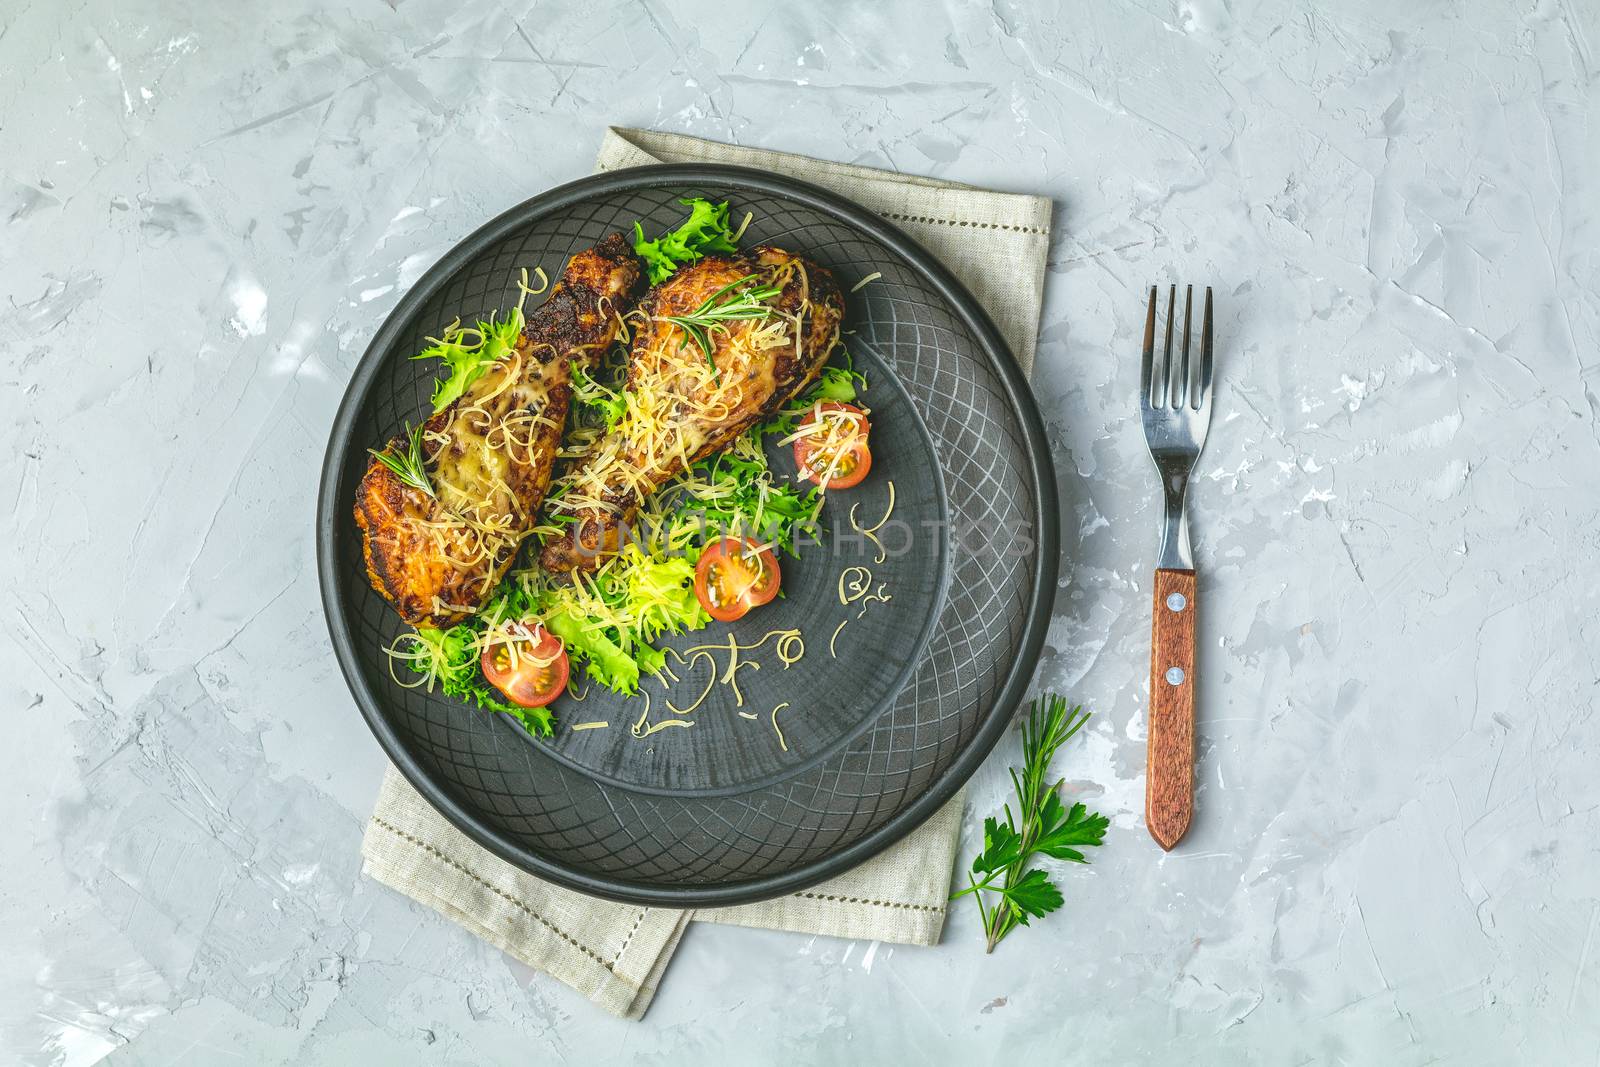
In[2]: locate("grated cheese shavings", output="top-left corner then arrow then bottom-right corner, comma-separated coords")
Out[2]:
770,701 -> 793,752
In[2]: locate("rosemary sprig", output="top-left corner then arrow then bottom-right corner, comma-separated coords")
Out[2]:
951,693 -> 1108,952
663,273 -> 782,376
368,423 -> 434,498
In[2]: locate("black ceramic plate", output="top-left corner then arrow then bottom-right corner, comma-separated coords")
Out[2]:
317,164 -> 1057,906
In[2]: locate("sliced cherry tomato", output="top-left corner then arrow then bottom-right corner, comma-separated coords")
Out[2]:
480,622 -> 569,709
694,537 -> 782,623
792,401 -> 872,489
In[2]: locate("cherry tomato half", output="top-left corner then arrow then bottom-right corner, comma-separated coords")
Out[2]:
480,623 -> 569,709
694,537 -> 782,623
792,401 -> 872,489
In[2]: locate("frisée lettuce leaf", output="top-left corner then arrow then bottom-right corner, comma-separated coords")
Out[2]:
632,197 -> 742,284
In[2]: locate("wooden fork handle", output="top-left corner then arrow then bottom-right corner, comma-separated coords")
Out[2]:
1147,568 -> 1196,850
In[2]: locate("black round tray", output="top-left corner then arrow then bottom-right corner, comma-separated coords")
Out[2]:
316,163 -> 1058,906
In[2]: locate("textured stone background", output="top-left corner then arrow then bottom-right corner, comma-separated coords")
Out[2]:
4,0 -> 1598,1063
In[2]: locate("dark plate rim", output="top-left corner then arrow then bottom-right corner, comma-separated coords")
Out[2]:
315,162 -> 1060,907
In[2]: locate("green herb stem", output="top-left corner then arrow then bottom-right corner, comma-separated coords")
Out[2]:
955,693 -> 1109,952
368,423 -> 434,498
663,274 -> 782,377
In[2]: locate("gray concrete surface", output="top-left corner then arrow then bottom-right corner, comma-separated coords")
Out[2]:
4,0 -> 1599,1063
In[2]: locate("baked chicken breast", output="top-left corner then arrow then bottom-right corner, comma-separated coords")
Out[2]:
540,246 -> 844,573
355,234 -> 642,627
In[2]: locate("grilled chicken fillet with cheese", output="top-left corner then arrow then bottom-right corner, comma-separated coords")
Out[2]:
540,246 -> 844,573
355,234 -> 642,627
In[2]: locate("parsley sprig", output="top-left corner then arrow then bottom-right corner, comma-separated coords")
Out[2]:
953,694 -> 1108,952
368,423 -> 434,498
664,274 -> 782,376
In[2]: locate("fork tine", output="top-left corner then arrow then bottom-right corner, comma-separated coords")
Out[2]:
1162,285 -> 1176,409
1198,285 -> 1214,406
1178,284 -> 1193,409
1140,286 -> 1156,405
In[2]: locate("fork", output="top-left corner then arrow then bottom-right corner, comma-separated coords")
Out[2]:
1139,284 -> 1214,850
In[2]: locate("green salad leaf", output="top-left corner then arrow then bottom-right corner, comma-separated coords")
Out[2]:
413,308 -> 525,413
494,537 -> 710,697
541,609 -> 644,695
402,623 -> 556,737
672,443 -> 822,558
757,358 -> 867,437
632,198 -> 742,284
571,363 -> 628,431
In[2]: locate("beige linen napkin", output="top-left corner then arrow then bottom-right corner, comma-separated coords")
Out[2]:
361,127 -> 1053,1019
